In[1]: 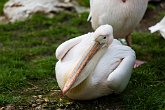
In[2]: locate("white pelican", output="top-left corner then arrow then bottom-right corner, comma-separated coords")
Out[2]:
149,16 -> 165,39
88,0 -> 149,45
55,25 -> 136,100
88,0 -> 149,68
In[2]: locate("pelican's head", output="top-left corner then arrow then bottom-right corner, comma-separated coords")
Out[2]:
62,25 -> 114,95
94,24 -> 114,47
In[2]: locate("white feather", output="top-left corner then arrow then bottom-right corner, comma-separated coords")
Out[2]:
149,16 -> 165,39
88,0 -> 149,38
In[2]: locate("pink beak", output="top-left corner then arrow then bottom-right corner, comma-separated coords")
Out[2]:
62,42 -> 102,95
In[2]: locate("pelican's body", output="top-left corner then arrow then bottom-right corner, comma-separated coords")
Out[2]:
149,16 -> 165,39
55,25 -> 136,100
88,0 -> 149,39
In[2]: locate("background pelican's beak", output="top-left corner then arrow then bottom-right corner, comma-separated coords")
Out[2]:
62,42 -> 102,95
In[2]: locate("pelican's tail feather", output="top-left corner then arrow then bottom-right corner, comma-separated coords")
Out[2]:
149,16 -> 165,33
160,29 -> 165,39
149,16 -> 165,39
148,17 -> 165,33
149,24 -> 161,33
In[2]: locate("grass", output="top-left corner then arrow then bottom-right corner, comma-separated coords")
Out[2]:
0,0 -> 7,15
77,0 -> 90,7
0,1 -> 165,110
0,12 -> 91,105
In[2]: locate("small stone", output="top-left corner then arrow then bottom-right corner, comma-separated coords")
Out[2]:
64,0 -> 70,3
32,104 -> 37,108
51,90 -> 61,92
6,104 -> 15,110
59,98 -> 62,102
49,100 -> 57,104
38,95 -> 42,99
0,107 -> 5,110
18,106 -> 23,110
66,102 -> 73,105
36,99 -> 45,105
32,95 -> 38,100
36,99 -> 41,104
35,105 -> 42,110
42,103 -> 48,108
6,105 -> 15,109
44,97 -> 49,103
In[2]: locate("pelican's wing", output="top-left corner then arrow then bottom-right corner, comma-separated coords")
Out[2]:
56,36 -> 82,60
87,0 -> 93,21
56,33 -> 93,60
107,50 -> 136,93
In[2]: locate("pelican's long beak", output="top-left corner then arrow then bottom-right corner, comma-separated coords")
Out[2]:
62,41 -> 103,95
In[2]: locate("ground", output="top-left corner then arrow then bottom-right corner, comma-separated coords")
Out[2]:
0,0 -> 165,110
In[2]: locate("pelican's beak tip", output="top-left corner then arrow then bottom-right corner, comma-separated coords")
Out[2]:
61,87 -> 69,96
60,91 -> 64,96
60,89 -> 67,97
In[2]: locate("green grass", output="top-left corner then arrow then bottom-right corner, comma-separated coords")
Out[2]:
0,0 -> 7,15
77,0 -> 90,7
0,12 -> 92,107
0,1 -> 165,110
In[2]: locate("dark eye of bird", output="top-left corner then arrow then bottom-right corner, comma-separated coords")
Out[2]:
103,36 -> 106,39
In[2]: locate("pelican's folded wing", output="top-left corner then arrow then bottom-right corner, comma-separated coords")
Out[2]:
56,37 -> 82,60
107,53 -> 136,93
55,33 -> 93,60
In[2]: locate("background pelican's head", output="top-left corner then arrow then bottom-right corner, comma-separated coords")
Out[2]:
94,25 -> 114,46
